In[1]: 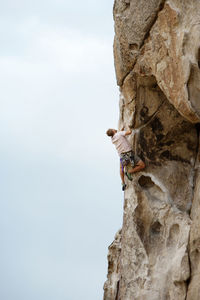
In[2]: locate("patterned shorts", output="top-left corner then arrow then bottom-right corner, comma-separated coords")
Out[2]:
120,150 -> 141,172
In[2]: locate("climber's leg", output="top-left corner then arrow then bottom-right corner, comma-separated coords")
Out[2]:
120,160 -> 126,191
120,159 -> 125,184
128,160 -> 145,174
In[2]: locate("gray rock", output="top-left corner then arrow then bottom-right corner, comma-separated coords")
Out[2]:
104,0 -> 200,299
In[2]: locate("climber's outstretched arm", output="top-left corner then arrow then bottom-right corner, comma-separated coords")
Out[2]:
125,128 -> 132,136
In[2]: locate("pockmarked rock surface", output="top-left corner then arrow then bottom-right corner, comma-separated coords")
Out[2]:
104,1 -> 200,299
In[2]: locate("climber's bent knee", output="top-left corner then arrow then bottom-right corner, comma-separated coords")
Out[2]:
137,160 -> 145,169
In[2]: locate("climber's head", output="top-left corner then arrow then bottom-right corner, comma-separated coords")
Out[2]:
106,129 -> 117,137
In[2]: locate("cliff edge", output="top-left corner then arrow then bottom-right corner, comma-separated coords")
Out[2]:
103,1 -> 200,299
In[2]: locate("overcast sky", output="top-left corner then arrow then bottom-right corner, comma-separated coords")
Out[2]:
0,1 -> 123,300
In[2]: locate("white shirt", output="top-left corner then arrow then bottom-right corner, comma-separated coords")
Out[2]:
112,131 -> 132,155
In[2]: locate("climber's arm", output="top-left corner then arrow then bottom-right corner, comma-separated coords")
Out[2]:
125,127 -> 132,136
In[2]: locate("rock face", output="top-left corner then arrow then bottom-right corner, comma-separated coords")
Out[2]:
104,1 -> 200,299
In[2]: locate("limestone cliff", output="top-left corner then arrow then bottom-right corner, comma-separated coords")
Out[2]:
103,1 -> 200,299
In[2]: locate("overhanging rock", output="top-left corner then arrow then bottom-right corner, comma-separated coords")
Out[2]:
104,1 -> 200,299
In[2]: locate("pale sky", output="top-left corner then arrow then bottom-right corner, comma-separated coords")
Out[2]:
0,1 -> 124,300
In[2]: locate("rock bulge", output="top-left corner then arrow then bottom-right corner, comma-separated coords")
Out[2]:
104,1 -> 200,299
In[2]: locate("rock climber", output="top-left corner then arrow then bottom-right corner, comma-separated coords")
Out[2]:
106,127 -> 145,191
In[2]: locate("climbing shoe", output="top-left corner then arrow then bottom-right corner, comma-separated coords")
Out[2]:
122,183 -> 126,191
125,171 -> 133,181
